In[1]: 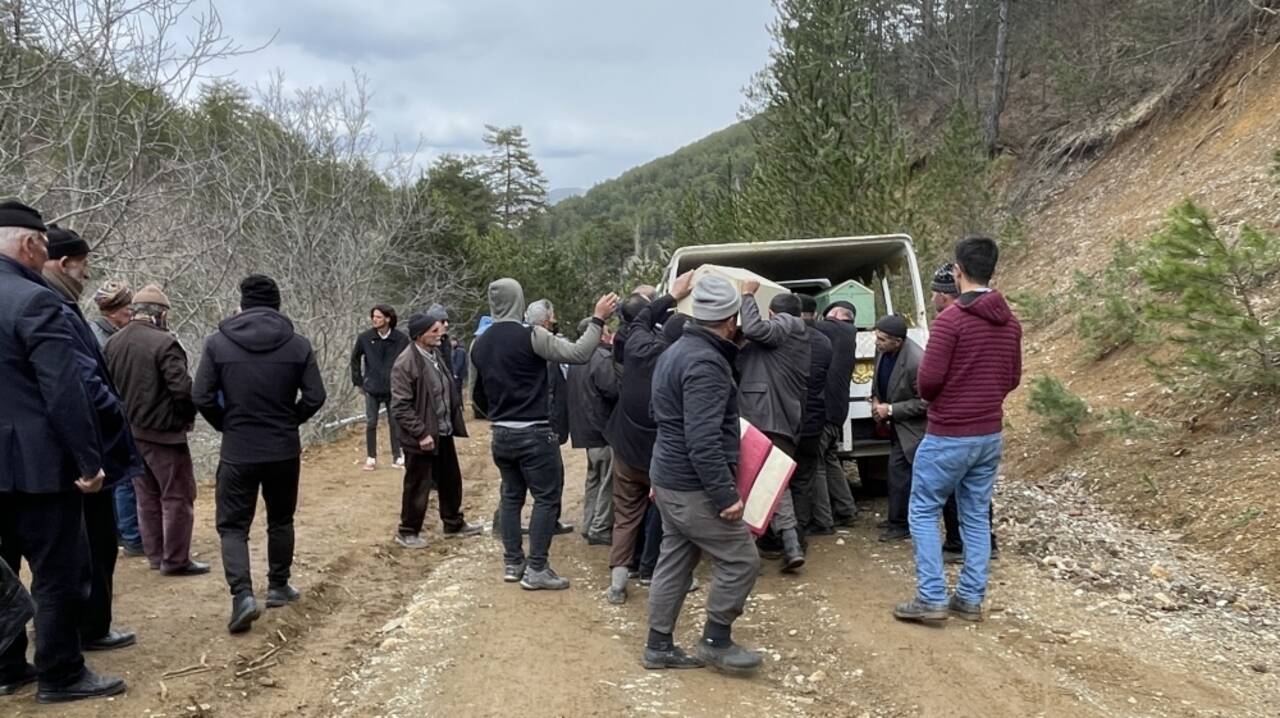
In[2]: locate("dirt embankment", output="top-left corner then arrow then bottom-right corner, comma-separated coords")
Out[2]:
998,35 -> 1280,587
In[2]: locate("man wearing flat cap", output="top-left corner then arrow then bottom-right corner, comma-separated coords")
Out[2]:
389,312 -> 481,549
194,274 -> 327,634
91,280 -> 133,349
643,275 -> 763,675
41,223 -> 143,654
105,285 -> 208,578
0,199 -> 128,702
870,314 -> 927,543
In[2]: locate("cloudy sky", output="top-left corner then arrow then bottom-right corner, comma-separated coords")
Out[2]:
203,1 -> 777,190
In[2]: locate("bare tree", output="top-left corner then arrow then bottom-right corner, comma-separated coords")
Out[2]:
982,0 -> 1009,155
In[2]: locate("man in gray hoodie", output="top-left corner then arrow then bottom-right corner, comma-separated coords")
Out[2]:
471,279 -> 618,590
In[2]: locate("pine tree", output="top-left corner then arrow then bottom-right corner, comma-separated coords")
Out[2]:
1027,375 -> 1091,440
1140,200 -> 1280,391
481,124 -> 548,231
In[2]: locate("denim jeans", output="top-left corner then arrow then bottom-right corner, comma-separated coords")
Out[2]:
491,425 -> 563,572
909,433 -> 1003,605
113,479 -> 141,545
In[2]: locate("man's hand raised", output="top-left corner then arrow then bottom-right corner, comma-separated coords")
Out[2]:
719,499 -> 745,522
76,469 -> 105,494
671,271 -> 695,301
593,293 -> 620,321
741,280 -> 760,296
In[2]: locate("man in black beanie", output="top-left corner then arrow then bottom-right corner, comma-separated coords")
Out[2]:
870,314 -> 927,543
193,274 -> 327,634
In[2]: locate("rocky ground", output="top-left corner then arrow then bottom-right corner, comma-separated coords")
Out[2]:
5,420 -> 1277,717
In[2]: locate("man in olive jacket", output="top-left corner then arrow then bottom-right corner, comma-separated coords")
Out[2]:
389,311 -> 480,548
104,285 -> 208,577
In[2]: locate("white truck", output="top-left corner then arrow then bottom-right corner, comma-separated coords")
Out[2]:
663,234 -> 930,475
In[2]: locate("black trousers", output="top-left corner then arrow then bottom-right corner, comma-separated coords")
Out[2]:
943,496 -> 999,553
399,436 -> 466,536
0,491 -> 90,688
215,458 -> 301,598
365,393 -> 402,461
887,436 -> 913,529
79,490 -> 119,642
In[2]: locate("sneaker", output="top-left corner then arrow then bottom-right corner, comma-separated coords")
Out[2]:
266,585 -> 301,608
392,456 -> 405,469
395,533 -> 429,549
443,522 -> 483,539
503,562 -> 526,583
553,521 -> 575,536
892,599 -> 949,623
362,457 -> 377,472
948,595 -> 984,622
120,541 -> 145,557
878,527 -> 911,542
520,566 -> 570,591
638,576 -> 652,588
642,645 -> 705,670
697,640 -> 762,674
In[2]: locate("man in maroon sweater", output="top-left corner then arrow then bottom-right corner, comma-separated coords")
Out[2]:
893,236 -> 1022,624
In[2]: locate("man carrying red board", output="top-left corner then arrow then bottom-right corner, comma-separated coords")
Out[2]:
643,275 -> 763,675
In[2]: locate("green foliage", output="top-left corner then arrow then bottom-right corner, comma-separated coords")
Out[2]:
1139,200 -> 1280,392
482,125 -> 548,230
911,103 -> 996,266
1006,290 -> 1059,327
1271,149 -> 1280,184
1072,242 -> 1153,359
1027,375 -> 1091,441
1100,408 -> 1161,437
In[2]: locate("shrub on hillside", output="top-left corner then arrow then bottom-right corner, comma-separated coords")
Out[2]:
1139,200 -> 1280,392
1027,375 -> 1091,441
1072,242 -> 1154,359
1007,290 -> 1060,327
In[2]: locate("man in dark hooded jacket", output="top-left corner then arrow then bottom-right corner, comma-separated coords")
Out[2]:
194,274 -> 327,635
471,279 -> 617,592
791,295 -> 833,533
810,301 -> 858,531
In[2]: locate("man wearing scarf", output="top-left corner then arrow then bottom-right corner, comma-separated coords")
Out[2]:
40,224 -> 142,654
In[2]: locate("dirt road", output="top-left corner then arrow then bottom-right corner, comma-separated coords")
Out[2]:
8,420 -> 1277,717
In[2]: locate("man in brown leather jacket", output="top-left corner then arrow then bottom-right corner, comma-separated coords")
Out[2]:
390,310 -> 482,549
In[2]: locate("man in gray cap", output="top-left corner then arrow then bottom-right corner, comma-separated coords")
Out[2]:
870,314 -> 927,542
643,275 -> 762,674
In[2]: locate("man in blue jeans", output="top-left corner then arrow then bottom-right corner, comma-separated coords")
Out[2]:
471,278 -> 617,590
894,236 -> 1022,624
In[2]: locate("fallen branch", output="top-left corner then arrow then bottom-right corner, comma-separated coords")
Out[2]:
235,659 -> 279,678
249,645 -> 283,667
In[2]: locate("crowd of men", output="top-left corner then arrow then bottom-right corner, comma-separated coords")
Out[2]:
1,189 -> 1021,697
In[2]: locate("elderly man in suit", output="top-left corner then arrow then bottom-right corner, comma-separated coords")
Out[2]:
870,314 -> 928,543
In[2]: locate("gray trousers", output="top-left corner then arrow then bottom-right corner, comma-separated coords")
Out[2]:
766,433 -> 798,533
581,446 -> 614,538
809,423 -> 857,529
648,487 -> 760,635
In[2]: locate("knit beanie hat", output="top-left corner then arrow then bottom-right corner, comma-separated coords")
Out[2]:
133,284 -> 170,309
931,263 -> 958,295
407,313 -> 439,340
45,224 -> 90,260
426,303 -> 449,325
94,280 -> 134,311
239,274 -> 280,310
0,199 -> 46,232
875,314 -> 908,339
690,276 -> 742,321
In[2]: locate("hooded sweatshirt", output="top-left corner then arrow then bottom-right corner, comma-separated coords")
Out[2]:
193,306 -> 327,463
916,290 -> 1022,437
470,278 -> 602,426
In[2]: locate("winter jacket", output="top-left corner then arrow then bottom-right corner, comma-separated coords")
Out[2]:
871,337 -> 928,459
105,319 -> 197,443
452,345 -> 468,385
650,322 -> 742,512
351,327 -> 411,396
0,257 -> 103,493
193,307 -> 327,463
90,316 -> 118,349
471,278 -> 601,424
918,290 -> 1023,437
800,319 -> 833,438
390,344 -> 468,455
736,294 -> 811,443
567,344 -> 618,449
45,275 -> 142,488
605,294 -> 676,470
815,318 -> 857,426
